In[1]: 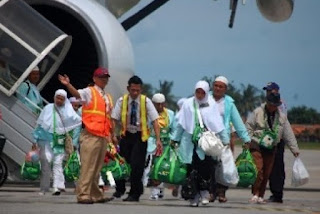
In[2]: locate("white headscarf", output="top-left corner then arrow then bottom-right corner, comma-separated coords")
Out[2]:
177,81 -> 225,134
177,98 -> 187,110
36,89 -> 82,134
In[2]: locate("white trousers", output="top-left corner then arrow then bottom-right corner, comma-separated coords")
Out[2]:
39,143 -> 65,191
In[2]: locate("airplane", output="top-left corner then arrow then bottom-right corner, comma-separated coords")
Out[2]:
0,0 -> 294,182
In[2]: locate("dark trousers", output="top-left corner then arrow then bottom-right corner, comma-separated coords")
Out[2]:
115,132 -> 147,199
269,139 -> 285,200
188,151 -> 214,191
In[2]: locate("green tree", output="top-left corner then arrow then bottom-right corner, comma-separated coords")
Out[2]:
288,106 -> 320,124
238,84 -> 264,117
156,80 -> 177,111
142,83 -> 154,99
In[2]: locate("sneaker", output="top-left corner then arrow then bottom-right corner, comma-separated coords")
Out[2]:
149,195 -> 159,200
200,190 -> 209,205
52,187 -> 61,196
257,197 -> 266,204
158,189 -> 164,198
201,198 -> 209,205
189,194 -> 200,207
38,191 -> 45,196
249,195 -> 258,203
190,201 -> 199,207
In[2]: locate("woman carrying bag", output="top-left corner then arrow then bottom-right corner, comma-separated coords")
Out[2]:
32,89 -> 82,196
171,80 -> 228,207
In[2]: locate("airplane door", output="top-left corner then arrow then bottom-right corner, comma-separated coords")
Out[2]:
0,0 -> 71,96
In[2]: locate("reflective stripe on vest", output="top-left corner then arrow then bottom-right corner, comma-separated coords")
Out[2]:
121,94 -> 149,141
82,87 -> 112,137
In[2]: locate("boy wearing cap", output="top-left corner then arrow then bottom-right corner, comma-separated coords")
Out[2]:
111,75 -> 162,202
16,66 -> 43,114
58,67 -> 114,204
211,76 -> 251,203
245,92 -> 299,204
143,93 -> 175,200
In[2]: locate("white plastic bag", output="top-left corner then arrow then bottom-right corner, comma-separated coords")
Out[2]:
215,146 -> 239,187
198,131 -> 224,157
291,157 -> 309,187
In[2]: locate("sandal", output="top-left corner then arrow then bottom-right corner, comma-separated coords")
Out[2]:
209,194 -> 215,202
218,196 -> 228,203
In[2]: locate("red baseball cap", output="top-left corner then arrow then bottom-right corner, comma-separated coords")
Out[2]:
93,67 -> 110,78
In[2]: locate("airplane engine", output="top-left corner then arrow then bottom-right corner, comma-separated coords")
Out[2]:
25,0 -> 134,102
256,0 -> 294,22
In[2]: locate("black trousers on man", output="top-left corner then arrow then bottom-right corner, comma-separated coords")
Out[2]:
115,131 -> 147,199
269,139 -> 285,200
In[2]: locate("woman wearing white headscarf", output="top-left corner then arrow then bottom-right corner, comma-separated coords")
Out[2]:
33,89 -> 82,196
171,80 -> 228,207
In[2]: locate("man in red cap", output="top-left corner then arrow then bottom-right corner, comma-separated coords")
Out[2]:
58,67 -> 114,204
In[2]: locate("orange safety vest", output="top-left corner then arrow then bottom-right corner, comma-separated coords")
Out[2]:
121,94 -> 149,141
82,87 -> 113,137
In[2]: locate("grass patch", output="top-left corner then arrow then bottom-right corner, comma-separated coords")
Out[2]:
235,141 -> 320,150
295,142 -> 320,150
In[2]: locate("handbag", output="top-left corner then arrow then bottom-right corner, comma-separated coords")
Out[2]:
150,145 -> 187,185
101,153 -> 131,182
192,100 -> 224,157
291,157 -> 309,187
215,146 -> 239,187
54,106 -> 74,156
21,146 -> 41,180
21,160 -> 41,180
235,149 -> 257,187
64,151 -> 80,182
259,116 -> 279,150
198,131 -> 224,157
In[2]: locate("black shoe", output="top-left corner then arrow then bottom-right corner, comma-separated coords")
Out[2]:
267,196 -> 283,203
123,196 -> 139,202
113,191 -> 124,198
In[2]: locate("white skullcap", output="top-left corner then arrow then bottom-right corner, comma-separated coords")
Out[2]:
33,66 -> 40,71
152,93 -> 165,103
215,76 -> 228,86
177,98 -> 187,109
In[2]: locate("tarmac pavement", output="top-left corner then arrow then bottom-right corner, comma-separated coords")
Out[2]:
0,147 -> 319,214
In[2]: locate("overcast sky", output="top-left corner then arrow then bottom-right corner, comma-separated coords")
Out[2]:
120,0 -> 320,111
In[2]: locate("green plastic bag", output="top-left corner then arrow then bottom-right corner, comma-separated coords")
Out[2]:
101,154 -> 131,182
64,151 -> 80,182
21,161 -> 41,180
235,149 -> 257,188
150,146 -> 187,185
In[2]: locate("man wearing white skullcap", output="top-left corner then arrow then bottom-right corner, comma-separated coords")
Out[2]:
211,75 -> 251,203
215,76 -> 229,86
143,93 -> 176,200
17,65 -> 43,114
151,93 -> 165,103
